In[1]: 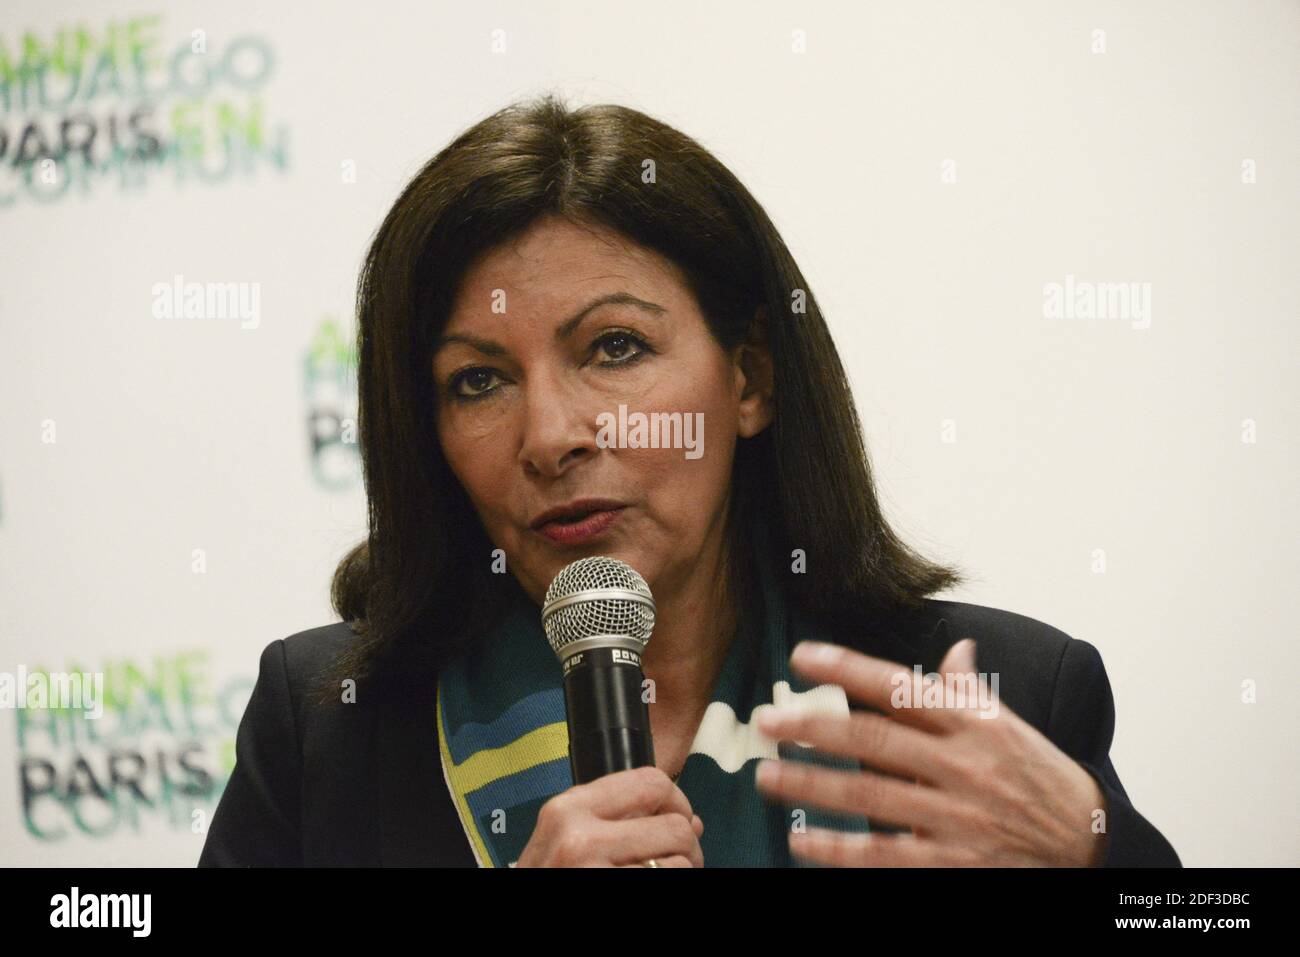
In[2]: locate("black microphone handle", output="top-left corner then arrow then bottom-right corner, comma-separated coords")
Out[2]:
562,644 -> 655,784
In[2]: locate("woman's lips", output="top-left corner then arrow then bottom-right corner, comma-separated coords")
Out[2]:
535,506 -> 626,544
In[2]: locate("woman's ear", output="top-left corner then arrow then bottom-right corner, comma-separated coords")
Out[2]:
733,306 -> 775,439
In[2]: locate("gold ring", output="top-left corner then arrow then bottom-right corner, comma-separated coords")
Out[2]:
643,858 -> 660,868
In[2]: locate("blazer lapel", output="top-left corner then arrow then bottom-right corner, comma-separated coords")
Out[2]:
845,599 -> 947,666
376,670 -> 443,865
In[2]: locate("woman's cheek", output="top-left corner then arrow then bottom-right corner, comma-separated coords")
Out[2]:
593,361 -> 664,404
629,447 -> 706,526
445,402 -> 517,443
441,427 -> 508,510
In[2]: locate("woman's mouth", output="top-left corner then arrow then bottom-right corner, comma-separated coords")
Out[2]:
535,506 -> 626,545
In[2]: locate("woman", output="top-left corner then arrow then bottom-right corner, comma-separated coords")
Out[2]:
199,95 -> 1180,868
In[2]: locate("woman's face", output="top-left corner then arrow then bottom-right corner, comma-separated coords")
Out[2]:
432,214 -> 772,609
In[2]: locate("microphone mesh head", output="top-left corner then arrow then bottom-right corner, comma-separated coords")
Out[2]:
541,556 -> 655,657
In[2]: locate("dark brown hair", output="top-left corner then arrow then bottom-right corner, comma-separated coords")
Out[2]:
315,93 -> 961,703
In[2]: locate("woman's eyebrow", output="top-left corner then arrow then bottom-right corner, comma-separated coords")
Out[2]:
433,291 -> 665,356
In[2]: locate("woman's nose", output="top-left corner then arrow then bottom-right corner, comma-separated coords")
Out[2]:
516,376 -> 599,478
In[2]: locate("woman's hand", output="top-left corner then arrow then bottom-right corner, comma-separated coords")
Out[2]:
516,765 -> 706,867
754,639 -> 1108,867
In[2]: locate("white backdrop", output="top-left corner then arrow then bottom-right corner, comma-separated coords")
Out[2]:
1,0 -> 1296,867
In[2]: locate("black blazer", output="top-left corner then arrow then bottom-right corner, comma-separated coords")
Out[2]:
198,598 -> 1181,867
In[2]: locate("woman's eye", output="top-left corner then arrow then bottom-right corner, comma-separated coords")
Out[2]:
593,332 -> 648,365
447,333 -> 649,404
450,368 -> 501,400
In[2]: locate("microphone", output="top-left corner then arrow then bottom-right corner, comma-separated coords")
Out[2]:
542,556 -> 657,784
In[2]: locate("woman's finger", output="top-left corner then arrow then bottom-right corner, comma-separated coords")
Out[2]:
756,705 -> 956,785
565,765 -> 680,821
602,813 -> 704,868
787,642 -> 966,733
788,828 -> 961,867
755,758 -> 954,834
617,854 -> 694,868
